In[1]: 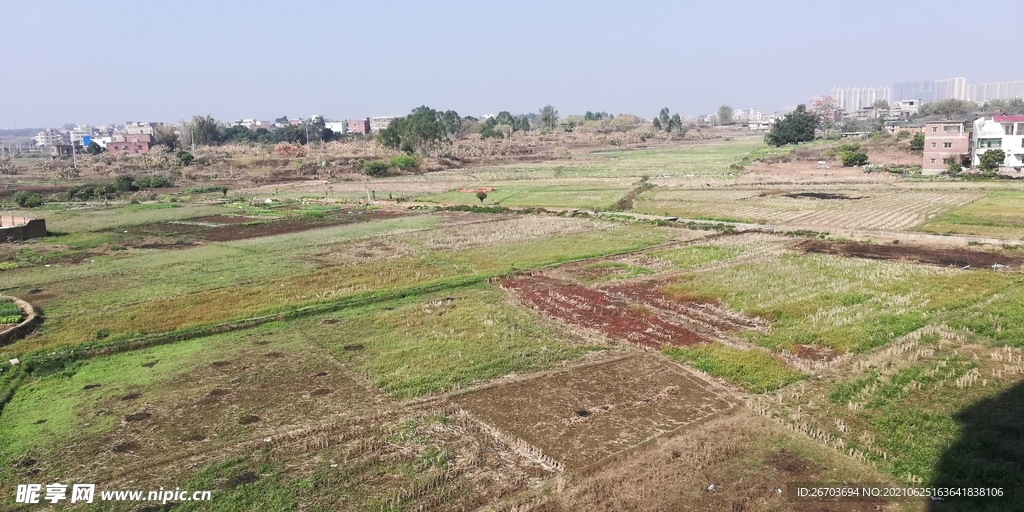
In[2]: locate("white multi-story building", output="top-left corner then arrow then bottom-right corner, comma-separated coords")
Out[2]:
324,121 -> 348,134
829,86 -> 891,111
966,81 -> 1024,103
124,122 -> 159,135
69,125 -> 95,145
971,115 -> 1024,170
34,129 -> 67,147
370,116 -> 396,133
933,77 -> 968,101
886,100 -> 921,120
232,119 -> 272,130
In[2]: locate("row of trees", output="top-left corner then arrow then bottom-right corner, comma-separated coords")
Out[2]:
652,108 -> 684,133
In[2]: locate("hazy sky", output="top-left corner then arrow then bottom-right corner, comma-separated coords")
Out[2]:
1,0 -> 1018,128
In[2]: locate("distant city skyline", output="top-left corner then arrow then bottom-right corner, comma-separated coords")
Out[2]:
2,0 -> 1021,128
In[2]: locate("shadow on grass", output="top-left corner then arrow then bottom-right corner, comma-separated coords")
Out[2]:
929,381 -> 1024,511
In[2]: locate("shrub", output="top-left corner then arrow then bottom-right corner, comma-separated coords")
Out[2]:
895,130 -> 912,140
182,185 -> 228,196
114,175 -> 135,192
136,176 -> 174,189
947,162 -> 963,175
176,151 -> 194,166
909,132 -> 925,151
390,155 -> 418,170
840,151 -> 869,167
362,160 -> 390,177
837,143 -> 862,153
11,191 -> 43,208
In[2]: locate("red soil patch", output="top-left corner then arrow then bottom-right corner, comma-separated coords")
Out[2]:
121,209 -> 410,243
500,275 -> 711,349
798,239 -> 1024,269
603,281 -> 763,332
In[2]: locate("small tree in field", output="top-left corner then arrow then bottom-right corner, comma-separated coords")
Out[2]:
909,133 -> 925,151
764,105 -> 816,146
978,149 -> 1005,174
476,191 -> 487,203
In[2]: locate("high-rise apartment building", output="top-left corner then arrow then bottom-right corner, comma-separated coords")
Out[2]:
829,86 -> 891,111
966,81 -> 1024,103
892,80 -> 934,103
932,77 -> 967,101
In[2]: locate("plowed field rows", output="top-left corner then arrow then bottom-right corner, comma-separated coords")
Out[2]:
454,354 -> 737,468
500,274 -> 758,349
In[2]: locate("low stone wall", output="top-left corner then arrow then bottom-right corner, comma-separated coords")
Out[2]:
0,297 -> 41,346
0,218 -> 47,241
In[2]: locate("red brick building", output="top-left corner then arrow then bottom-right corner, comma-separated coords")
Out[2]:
347,118 -> 371,135
922,120 -> 971,174
107,134 -> 154,154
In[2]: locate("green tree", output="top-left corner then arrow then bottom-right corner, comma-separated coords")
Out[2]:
538,105 -> 559,131
718,105 -> 734,125
978,149 -> 1005,173
476,191 -> 488,203
659,108 -> 671,129
377,106 -> 450,155
186,115 -> 222,146
274,116 -> 289,124
764,105 -> 816,146
153,124 -> 179,150
919,99 -> 976,119
441,110 -> 461,134
221,125 -> 258,144
85,141 -> 104,155
177,151 -> 194,166
947,161 -> 963,175
909,132 -> 925,151
669,113 -> 683,133
652,118 -> 662,130
513,115 -> 531,132
872,99 -> 890,110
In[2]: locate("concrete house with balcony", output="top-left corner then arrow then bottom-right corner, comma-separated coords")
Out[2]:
971,116 -> 1024,171
922,119 -> 972,174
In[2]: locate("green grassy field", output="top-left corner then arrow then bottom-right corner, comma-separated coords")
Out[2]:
921,190 -> 1024,239
663,251 -> 1020,353
664,343 -> 805,392
5,138 -> 1024,510
1,215 -> 669,357
454,141 -> 767,181
425,182 -> 633,210
649,244 -> 745,269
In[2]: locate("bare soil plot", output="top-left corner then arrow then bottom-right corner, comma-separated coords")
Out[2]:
118,209 -> 411,243
500,272 -> 762,350
523,410 -> 900,512
500,275 -> 710,349
798,239 -> 1024,270
454,354 -> 737,468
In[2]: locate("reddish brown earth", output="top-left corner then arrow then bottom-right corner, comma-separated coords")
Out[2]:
798,239 -> 1024,269
500,275 -> 711,349
120,209 -> 410,243
602,281 -> 764,333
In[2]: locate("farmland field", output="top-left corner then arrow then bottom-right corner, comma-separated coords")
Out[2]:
3,135 -> 1024,511
920,190 -> 1024,239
